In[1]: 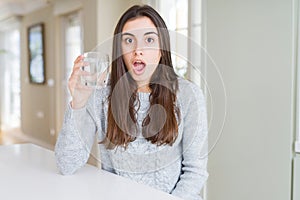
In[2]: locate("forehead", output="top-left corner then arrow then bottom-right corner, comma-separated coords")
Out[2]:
122,16 -> 158,34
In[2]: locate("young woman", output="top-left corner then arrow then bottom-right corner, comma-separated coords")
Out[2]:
55,5 -> 208,200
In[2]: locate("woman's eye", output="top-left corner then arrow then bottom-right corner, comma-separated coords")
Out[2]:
146,37 -> 154,43
125,38 -> 133,44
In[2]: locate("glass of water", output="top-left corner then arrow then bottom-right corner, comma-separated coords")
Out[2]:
81,52 -> 109,88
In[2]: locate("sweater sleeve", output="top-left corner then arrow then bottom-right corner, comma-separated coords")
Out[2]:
54,93 -> 100,175
171,83 -> 209,200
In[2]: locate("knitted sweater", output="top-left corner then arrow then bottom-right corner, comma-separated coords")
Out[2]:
55,78 -> 208,200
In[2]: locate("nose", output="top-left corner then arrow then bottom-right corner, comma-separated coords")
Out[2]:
134,41 -> 144,56
134,48 -> 143,56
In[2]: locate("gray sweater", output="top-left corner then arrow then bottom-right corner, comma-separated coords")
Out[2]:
55,78 -> 208,200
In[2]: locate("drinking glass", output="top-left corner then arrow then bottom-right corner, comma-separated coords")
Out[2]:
81,52 -> 109,88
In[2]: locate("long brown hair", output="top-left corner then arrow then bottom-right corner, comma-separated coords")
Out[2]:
102,5 -> 180,149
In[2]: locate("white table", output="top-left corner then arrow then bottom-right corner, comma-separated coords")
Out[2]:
0,143 -> 182,200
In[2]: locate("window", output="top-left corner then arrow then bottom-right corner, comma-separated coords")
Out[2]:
61,11 -> 83,111
150,0 -> 204,85
0,29 -> 20,130
157,0 -> 188,77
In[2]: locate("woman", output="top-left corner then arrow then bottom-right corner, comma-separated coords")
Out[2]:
55,5 -> 208,200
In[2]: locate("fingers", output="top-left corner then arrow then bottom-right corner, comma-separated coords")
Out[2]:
68,55 -> 92,95
68,70 -> 91,90
74,55 -> 83,64
73,55 -> 86,71
66,55 -> 95,109
70,55 -> 89,82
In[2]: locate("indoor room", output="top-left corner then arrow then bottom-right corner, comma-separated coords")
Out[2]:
0,0 -> 298,200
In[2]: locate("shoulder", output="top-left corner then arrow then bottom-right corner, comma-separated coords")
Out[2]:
176,78 -> 206,118
177,78 -> 204,103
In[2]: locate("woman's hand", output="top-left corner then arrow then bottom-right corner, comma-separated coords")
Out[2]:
68,55 -> 93,109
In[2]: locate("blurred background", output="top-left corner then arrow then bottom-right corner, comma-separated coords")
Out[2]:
0,0 -> 298,200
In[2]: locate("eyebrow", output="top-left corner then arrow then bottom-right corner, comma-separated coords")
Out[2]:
121,31 -> 158,37
144,31 -> 158,36
121,32 -> 134,37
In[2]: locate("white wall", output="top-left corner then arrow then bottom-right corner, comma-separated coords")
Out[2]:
206,0 -> 294,200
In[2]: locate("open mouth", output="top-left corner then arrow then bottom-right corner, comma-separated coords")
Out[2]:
132,60 -> 146,75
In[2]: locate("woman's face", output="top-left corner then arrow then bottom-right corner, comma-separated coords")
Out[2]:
121,16 -> 161,90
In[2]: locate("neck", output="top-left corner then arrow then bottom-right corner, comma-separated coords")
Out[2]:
137,85 -> 151,93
